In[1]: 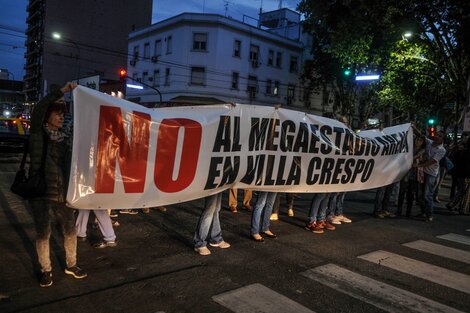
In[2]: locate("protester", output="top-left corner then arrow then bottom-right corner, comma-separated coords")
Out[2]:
373,184 -> 396,218
251,191 -> 278,241
412,125 -> 446,222
270,193 -> 296,220
194,193 -> 231,255
397,136 -> 426,217
316,193 -> 336,231
28,82 -> 87,287
228,188 -> 252,213
446,138 -> 470,214
305,193 -> 327,234
76,209 -> 118,248
328,192 -> 352,224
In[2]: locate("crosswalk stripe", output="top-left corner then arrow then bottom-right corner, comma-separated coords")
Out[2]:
212,283 -> 315,313
436,233 -> 470,246
301,264 -> 464,313
403,240 -> 470,264
358,250 -> 470,294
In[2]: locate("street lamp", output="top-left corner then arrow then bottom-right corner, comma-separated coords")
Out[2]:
51,32 -> 81,84
403,31 -> 412,39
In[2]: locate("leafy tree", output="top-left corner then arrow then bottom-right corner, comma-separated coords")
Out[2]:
298,0 -> 470,129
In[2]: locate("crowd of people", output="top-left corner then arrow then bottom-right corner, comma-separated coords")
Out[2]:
25,82 -> 470,288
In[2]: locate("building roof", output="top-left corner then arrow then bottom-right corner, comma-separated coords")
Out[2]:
129,13 -> 303,51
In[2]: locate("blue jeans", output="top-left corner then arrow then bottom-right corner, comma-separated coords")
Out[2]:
374,185 -> 393,214
308,193 -> 327,224
335,192 -> 346,216
194,193 -> 224,248
317,193 -> 335,222
251,192 -> 277,235
424,173 -> 437,217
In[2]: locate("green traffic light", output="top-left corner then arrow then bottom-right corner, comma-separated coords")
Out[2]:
344,69 -> 351,76
428,118 -> 435,125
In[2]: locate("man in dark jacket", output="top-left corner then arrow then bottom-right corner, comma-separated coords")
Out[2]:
29,82 -> 87,287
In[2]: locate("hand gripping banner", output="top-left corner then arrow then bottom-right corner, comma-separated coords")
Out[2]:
67,86 -> 413,209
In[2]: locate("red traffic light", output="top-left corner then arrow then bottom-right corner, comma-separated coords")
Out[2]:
119,69 -> 127,77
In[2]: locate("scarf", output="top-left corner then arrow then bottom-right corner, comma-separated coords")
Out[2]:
43,125 -> 66,142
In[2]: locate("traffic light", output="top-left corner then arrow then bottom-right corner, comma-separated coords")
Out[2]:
428,126 -> 435,137
119,69 -> 127,81
427,118 -> 435,125
343,68 -> 352,76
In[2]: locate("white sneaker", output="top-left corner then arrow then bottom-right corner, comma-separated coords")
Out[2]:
209,241 -> 231,249
194,246 -> 211,256
328,216 -> 342,225
270,213 -> 279,221
288,208 -> 294,217
337,215 -> 352,223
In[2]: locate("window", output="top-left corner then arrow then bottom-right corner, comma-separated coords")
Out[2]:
247,75 -> 258,99
287,84 -> 296,104
144,43 -> 150,58
233,40 -> 241,57
276,52 -> 282,67
166,36 -> 172,54
232,72 -> 239,89
289,56 -> 298,73
142,71 -> 148,84
267,50 -> 274,66
266,79 -> 272,94
249,45 -> 259,62
165,68 -> 170,85
133,45 -> 139,60
153,69 -> 160,87
273,81 -> 280,96
191,67 -> 205,85
154,39 -> 162,57
193,33 -> 207,51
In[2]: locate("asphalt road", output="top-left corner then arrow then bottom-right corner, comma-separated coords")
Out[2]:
0,153 -> 469,313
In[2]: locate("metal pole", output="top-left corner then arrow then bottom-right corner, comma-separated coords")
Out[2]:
125,75 -> 162,106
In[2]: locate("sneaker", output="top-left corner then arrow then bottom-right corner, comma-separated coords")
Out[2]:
111,219 -> 120,227
328,216 -> 342,225
305,222 -> 324,234
142,208 -> 150,214
109,210 -> 118,218
120,209 -> 138,215
270,213 -> 279,221
375,211 -> 386,218
158,206 -> 167,212
209,241 -> 231,249
93,240 -> 118,248
229,206 -> 238,213
39,271 -> 53,287
383,210 -> 396,218
194,246 -> 211,256
64,266 -> 87,279
318,220 -> 335,231
337,214 -> 352,223
288,208 -> 294,217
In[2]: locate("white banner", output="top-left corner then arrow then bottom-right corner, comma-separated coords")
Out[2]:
67,86 -> 413,209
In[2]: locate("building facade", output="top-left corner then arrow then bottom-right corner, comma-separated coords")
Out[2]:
126,10 -> 326,112
24,0 -> 152,102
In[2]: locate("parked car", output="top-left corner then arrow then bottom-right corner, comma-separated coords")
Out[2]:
0,117 -> 30,152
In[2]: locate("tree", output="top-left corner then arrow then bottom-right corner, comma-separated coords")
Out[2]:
298,0 -> 470,129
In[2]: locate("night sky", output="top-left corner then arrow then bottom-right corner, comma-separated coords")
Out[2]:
0,0 -> 299,81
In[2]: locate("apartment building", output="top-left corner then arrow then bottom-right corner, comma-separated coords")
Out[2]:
126,9 -> 326,112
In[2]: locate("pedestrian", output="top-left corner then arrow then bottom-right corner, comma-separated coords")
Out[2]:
228,188 -> 252,213
194,193 -> 231,255
28,82 -> 87,287
251,191 -> 278,241
328,192 -> 352,224
446,138 -> 470,214
75,209 -> 118,248
270,193 -> 296,220
412,125 -> 446,221
373,184 -> 396,218
305,193 -> 328,234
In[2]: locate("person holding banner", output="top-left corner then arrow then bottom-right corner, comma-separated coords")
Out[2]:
194,193 -> 231,255
228,188 -> 252,213
251,192 -> 278,241
412,125 -> 446,222
28,82 -> 87,287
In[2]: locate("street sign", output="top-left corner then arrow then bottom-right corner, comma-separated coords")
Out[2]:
65,75 -> 100,102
